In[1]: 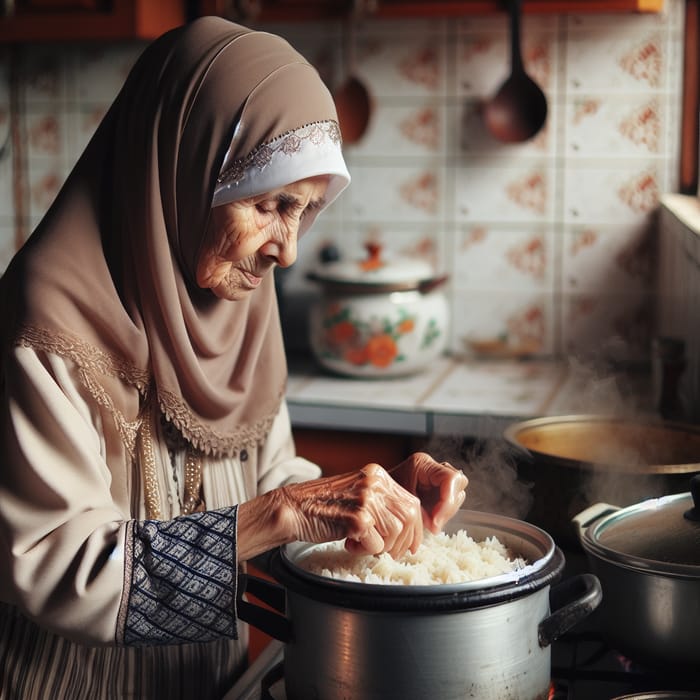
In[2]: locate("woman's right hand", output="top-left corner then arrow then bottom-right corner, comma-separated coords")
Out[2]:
278,464 -> 424,559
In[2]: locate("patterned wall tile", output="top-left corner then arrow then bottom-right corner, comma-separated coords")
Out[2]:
344,162 -> 446,222
74,44 -> 143,101
450,288 -> 555,358
565,95 -> 669,158
562,221 -> 655,295
350,101 -> 446,157
452,224 -> 554,292
454,162 -> 554,221
564,20 -> 671,94
456,16 -> 558,98
562,162 -> 663,225
0,223 -> 14,271
352,32 -> 448,99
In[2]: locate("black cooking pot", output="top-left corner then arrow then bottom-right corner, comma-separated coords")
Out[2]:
504,415 -> 700,546
574,475 -> 700,671
237,509 -> 601,700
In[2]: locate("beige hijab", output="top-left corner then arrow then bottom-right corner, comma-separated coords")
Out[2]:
0,17 -> 348,457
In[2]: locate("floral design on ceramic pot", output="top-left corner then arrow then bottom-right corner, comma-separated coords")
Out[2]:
319,302 -> 441,370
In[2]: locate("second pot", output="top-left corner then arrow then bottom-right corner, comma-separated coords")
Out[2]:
573,476 -> 700,671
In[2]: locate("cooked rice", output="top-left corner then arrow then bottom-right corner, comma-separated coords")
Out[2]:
297,529 -> 527,585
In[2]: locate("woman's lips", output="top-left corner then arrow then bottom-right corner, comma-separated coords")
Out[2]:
241,270 -> 262,288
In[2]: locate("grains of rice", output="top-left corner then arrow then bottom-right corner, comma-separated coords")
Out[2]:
297,529 -> 527,585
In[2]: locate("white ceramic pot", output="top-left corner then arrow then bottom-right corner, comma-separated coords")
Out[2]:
307,244 -> 449,377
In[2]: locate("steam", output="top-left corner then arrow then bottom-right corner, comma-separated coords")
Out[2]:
557,355 -> 649,417
423,434 -> 534,520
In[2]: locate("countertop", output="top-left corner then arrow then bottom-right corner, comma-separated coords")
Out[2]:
286,353 -> 653,438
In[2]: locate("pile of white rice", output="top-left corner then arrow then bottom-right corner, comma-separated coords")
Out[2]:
297,529 -> 527,586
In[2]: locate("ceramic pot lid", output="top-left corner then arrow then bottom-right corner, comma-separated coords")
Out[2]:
311,242 -> 434,287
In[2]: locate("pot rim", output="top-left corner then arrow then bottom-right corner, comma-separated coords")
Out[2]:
504,414 -> 700,473
307,271 -> 446,295
270,510 -> 565,612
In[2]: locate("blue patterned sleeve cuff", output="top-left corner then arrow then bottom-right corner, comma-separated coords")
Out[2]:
120,506 -> 239,646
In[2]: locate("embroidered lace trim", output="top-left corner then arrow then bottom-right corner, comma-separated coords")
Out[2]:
16,325 -> 148,456
158,387 -> 282,457
217,120 -> 342,188
15,324 -> 283,458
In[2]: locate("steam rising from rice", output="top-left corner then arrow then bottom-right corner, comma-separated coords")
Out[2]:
298,530 -> 527,585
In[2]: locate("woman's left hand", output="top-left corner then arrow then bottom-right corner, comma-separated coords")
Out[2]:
390,452 -> 468,533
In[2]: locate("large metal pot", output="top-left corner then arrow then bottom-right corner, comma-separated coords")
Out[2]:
573,475 -> 700,671
238,509 -> 601,700
306,243 -> 449,377
504,415 -> 700,547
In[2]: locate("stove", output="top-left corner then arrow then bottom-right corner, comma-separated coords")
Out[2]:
549,628 -> 700,699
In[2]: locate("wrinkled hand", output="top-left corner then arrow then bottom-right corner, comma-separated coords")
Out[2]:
280,464 -> 423,559
390,452 -> 468,534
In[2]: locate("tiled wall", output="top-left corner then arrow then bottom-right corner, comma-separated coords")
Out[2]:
0,1 -> 686,364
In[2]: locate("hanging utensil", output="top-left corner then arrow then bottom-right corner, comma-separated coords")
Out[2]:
483,0 -> 547,143
332,1 -> 372,145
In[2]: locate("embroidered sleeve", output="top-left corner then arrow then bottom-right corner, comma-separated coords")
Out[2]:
119,506 -> 238,646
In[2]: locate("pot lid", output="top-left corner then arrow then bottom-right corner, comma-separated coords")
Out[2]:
583,476 -> 700,576
311,242 -> 434,288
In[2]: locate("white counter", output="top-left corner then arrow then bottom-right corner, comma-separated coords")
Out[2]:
286,355 -> 650,438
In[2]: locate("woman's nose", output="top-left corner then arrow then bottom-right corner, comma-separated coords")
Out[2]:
260,235 -> 297,268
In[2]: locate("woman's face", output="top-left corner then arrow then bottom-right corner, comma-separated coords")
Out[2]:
196,175 -> 330,301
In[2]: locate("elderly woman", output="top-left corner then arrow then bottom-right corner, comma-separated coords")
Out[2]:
0,17 -> 467,699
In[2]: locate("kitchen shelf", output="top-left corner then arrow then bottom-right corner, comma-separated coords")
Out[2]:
371,0 -> 664,17
0,0 -> 186,42
199,0 -> 663,22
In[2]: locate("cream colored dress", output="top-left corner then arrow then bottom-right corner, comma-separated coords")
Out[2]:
0,346 -> 320,699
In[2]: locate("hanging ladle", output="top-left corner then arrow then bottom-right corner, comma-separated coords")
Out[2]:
333,1 -> 372,145
483,0 -> 547,143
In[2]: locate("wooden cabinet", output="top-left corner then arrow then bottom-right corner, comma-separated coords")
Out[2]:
293,427 -> 423,476
199,0 -> 663,23
0,0 -> 186,42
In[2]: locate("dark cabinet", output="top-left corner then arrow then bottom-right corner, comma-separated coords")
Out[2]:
199,0 -> 663,23
0,0 -> 186,42
293,427 -> 421,476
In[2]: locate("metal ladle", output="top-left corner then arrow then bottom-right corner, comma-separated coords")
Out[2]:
483,0 -> 547,143
333,2 -> 372,145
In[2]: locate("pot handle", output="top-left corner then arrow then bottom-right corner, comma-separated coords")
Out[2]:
538,573 -> 602,648
571,502 -> 620,540
236,573 -> 292,643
